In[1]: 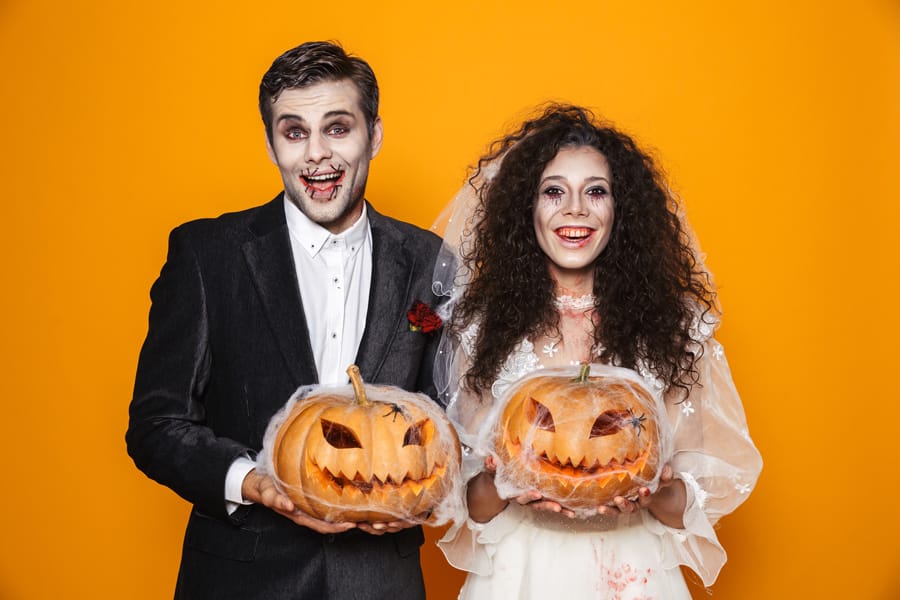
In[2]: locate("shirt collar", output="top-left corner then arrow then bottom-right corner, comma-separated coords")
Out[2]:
284,197 -> 369,258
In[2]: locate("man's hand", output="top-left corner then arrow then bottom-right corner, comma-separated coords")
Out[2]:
356,518 -> 420,536
241,469 -> 356,534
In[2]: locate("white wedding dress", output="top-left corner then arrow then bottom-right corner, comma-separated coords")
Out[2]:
438,318 -> 762,600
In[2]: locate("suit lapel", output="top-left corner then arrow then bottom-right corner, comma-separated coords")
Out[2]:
242,196 -> 318,386
355,205 -> 410,382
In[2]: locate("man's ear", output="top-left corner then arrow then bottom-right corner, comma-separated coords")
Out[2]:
369,117 -> 384,159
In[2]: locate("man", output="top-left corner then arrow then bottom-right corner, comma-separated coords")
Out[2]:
126,41 -> 442,599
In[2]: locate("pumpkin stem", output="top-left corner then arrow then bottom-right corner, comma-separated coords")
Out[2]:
575,363 -> 591,384
346,365 -> 371,406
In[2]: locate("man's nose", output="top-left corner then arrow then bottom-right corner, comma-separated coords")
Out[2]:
305,132 -> 332,163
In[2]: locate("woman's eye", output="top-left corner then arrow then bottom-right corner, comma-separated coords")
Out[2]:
587,186 -> 609,197
542,187 -> 564,198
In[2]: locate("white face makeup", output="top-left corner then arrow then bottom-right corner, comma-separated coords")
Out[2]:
533,146 -> 615,290
266,79 -> 383,234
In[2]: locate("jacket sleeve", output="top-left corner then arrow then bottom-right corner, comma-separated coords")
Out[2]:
126,225 -> 250,520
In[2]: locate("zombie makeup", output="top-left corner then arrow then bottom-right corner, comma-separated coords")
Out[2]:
533,146 -> 615,290
266,80 -> 383,234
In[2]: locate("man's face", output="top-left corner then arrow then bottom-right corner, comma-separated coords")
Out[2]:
266,79 -> 383,234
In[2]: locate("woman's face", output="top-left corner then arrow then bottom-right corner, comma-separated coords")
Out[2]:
533,146 -> 615,290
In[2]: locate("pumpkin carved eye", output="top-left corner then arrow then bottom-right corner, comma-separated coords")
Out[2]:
590,410 -> 628,438
403,419 -> 433,447
526,397 -> 555,432
321,418 -> 362,449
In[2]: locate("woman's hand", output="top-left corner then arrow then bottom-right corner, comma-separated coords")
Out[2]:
468,456 -> 576,521
464,455 -> 507,523
511,489 -> 576,519
597,464 -> 687,528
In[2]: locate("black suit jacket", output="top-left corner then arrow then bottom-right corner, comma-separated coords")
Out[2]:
127,195 -> 443,599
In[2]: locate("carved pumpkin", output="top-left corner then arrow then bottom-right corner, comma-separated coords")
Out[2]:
495,364 -> 662,509
271,365 -> 461,523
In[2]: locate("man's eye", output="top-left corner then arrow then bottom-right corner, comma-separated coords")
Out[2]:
328,126 -> 349,136
285,128 -> 306,140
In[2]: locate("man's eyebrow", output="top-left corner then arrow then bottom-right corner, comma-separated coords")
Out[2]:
322,109 -> 355,119
275,109 -> 356,124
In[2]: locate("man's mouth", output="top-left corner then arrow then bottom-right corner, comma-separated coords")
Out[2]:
301,170 -> 345,196
555,226 -> 595,243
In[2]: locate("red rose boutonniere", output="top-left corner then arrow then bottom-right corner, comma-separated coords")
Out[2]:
407,300 -> 442,334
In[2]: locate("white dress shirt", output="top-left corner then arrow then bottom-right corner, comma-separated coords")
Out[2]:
224,198 -> 373,509
284,198 -> 372,385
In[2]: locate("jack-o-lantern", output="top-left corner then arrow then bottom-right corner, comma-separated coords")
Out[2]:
494,364 -> 662,509
270,365 -> 461,523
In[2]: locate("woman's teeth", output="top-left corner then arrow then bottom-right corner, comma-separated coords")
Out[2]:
556,227 -> 592,240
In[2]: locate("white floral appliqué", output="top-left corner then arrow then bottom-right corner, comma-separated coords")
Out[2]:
679,471 -> 708,511
680,400 -> 695,416
734,480 -> 752,495
542,341 -> 559,357
491,338 -> 542,399
636,359 -> 665,391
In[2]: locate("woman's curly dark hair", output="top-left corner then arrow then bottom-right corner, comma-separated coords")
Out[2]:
451,104 -> 716,399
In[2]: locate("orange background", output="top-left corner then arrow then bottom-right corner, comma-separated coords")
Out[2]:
2,1 -> 898,598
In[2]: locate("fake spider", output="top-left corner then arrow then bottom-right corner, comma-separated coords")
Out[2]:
626,408 -> 647,436
383,403 -> 408,422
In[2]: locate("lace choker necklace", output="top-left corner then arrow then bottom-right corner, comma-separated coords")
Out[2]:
554,293 -> 595,310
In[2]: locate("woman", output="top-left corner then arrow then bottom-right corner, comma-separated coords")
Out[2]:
433,104 -> 762,599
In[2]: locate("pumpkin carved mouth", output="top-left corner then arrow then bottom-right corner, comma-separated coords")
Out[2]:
507,437 -> 651,478
314,463 -> 449,497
